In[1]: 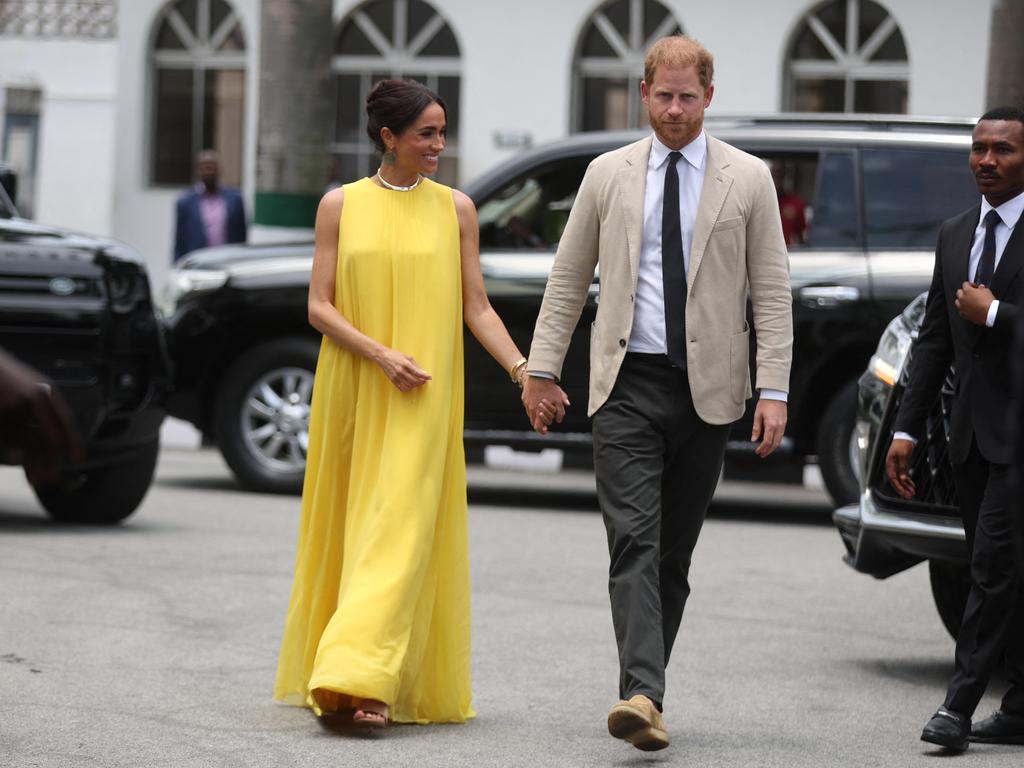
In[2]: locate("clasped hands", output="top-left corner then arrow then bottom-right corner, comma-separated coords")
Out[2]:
955,281 -> 994,325
521,376 -> 571,435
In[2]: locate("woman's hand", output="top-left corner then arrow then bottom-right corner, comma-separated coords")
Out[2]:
373,348 -> 432,392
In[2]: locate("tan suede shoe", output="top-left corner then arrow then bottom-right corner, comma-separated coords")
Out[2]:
607,694 -> 669,751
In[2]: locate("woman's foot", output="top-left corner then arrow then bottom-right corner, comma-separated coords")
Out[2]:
352,698 -> 389,731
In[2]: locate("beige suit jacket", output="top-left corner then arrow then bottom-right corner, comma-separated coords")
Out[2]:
528,134 -> 793,424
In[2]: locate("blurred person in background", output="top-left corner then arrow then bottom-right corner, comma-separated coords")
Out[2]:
173,150 -> 247,261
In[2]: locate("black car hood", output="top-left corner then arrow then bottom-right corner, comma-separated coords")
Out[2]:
178,241 -> 314,270
0,216 -> 145,266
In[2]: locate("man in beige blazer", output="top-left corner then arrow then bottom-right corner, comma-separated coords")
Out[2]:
523,36 -> 792,751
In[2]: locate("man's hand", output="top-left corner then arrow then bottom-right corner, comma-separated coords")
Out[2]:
0,349 -> 82,485
751,399 -> 787,458
955,281 -> 994,326
885,438 -> 916,499
521,376 -> 570,435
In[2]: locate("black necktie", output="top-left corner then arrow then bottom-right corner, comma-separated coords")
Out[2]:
974,209 -> 1001,286
662,151 -> 686,369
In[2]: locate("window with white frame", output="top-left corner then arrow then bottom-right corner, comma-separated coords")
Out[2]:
332,0 -> 460,187
572,0 -> 683,132
785,0 -> 909,114
150,0 -> 246,186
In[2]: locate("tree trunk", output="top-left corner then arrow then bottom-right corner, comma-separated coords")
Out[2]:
986,0 -> 1024,110
255,0 -> 334,230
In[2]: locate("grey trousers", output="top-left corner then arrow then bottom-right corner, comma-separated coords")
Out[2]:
592,353 -> 729,710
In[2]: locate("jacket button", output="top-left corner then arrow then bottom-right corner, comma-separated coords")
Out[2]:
619,339 -> 626,348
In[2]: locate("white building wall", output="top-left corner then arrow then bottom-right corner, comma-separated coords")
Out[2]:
331,0 -> 993,185
113,0 -> 261,290
0,39 -> 117,233
891,0 -> 993,116
1,0 -> 996,283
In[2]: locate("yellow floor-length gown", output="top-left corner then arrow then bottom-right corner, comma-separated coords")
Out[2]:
274,177 -> 474,724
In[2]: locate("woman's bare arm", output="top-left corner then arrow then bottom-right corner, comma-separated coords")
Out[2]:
308,188 -> 430,392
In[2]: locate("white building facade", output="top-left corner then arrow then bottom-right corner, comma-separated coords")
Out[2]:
0,0 -> 996,285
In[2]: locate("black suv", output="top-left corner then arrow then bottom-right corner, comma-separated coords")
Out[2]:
834,294 -> 968,638
0,178 -> 169,523
163,115 -> 978,500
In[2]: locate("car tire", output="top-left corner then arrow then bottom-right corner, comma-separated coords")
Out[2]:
215,337 -> 319,494
32,439 -> 159,524
817,380 -> 860,507
929,560 -> 970,639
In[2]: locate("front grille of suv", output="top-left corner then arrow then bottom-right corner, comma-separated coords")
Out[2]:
0,249 -> 107,387
869,370 -> 960,516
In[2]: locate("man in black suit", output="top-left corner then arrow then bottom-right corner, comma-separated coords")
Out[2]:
886,106 -> 1024,751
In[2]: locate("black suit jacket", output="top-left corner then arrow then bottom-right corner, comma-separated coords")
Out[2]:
894,204 -> 1023,465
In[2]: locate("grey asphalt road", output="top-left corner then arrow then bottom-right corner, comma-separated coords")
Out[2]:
0,448 -> 1019,768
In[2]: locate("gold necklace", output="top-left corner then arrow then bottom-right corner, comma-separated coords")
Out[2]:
376,172 -> 422,191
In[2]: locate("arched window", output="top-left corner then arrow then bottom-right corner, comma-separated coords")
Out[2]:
332,0 -> 461,186
150,0 -> 247,185
572,0 -> 682,132
785,0 -> 909,113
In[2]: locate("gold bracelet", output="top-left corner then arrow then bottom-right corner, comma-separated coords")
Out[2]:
508,356 -> 528,384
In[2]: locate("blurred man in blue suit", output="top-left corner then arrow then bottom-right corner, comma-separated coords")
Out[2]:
174,150 -> 247,261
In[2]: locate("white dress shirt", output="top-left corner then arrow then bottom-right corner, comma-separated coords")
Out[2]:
628,131 -> 786,402
629,132 -> 704,353
970,189 -> 1024,326
530,131 -> 786,402
894,189 -> 1024,444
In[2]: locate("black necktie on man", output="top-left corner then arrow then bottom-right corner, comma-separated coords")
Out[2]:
974,209 -> 1001,286
662,151 -> 686,369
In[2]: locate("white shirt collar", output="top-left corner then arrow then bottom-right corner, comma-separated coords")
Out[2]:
649,130 -> 707,172
980,188 -> 1024,229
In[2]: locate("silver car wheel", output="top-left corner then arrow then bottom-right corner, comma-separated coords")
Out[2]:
848,426 -> 862,484
240,366 -> 313,472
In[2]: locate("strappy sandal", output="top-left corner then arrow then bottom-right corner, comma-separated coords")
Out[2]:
352,700 -> 389,731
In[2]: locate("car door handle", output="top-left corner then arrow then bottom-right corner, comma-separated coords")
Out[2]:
799,286 -> 860,307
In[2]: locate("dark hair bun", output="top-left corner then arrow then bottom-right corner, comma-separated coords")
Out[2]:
366,79 -> 447,153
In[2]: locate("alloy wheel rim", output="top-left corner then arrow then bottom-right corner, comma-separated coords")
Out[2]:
848,427 -> 862,484
240,366 -> 313,472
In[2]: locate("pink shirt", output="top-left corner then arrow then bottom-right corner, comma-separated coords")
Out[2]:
196,185 -> 228,248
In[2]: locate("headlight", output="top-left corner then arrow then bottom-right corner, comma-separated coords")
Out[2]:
867,314 -> 914,386
159,269 -> 228,317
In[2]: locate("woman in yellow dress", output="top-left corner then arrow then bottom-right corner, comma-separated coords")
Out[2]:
274,79 -> 566,728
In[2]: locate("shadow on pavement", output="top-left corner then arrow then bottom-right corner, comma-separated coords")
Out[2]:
708,499 -> 833,527
0,507 -> 167,533
156,475 -> 258,494
469,486 -> 600,512
852,657 -> 954,687
468,487 -> 834,527
0,508 -> 51,530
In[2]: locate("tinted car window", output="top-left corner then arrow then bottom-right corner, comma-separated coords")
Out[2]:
478,159 -> 591,249
808,151 -> 860,249
863,148 -> 977,248
757,153 -> 817,248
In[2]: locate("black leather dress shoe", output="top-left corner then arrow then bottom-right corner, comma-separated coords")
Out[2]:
971,710 -> 1024,744
921,708 -> 971,751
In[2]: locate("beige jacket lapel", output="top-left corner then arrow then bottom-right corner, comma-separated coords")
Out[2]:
688,135 -> 734,292
614,136 -> 652,286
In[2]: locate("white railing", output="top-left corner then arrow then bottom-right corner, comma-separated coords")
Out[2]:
0,0 -> 117,39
